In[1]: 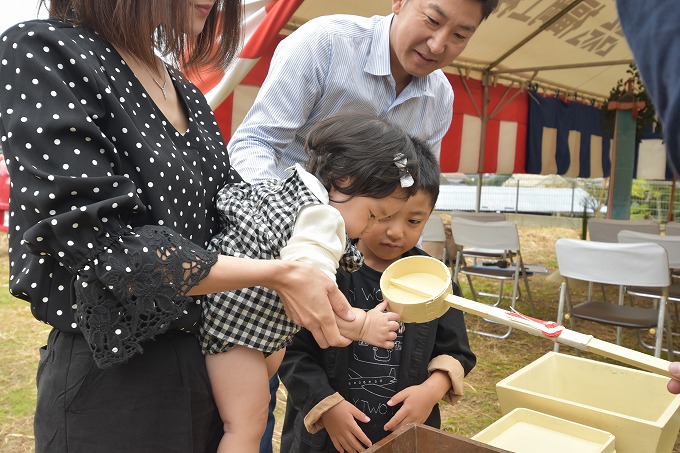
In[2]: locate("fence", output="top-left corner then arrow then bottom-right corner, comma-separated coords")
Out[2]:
436,174 -> 680,223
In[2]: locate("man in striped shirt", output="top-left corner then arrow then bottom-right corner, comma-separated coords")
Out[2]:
228,0 -> 499,184
227,1 -> 499,452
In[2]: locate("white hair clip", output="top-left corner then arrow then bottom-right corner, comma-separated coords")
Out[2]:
394,153 -> 414,188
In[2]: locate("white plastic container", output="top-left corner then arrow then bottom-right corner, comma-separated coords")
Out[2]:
495,352 -> 680,453
472,408 -> 615,453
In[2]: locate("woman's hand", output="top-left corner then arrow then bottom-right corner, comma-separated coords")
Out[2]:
270,260 -> 355,349
190,256 -> 355,348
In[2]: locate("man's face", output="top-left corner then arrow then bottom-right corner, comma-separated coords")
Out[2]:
389,0 -> 483,83
359,191 -> 434,271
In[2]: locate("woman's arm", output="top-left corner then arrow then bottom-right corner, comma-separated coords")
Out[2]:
189,255 -> 354,349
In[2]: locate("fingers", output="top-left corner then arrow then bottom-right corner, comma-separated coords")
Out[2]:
345,405 -> 372,449
387,388 -> 408,407
325,402 -> 372,453
670,362 -> 680,380
309,328 -> 330,350
669,363 -> 680,394
384,388 -> 418,431
374,301 -> 389,312
348,403 -> 371,424
319,323 -> 352,348
668,378 -> 680,394
384,408 -> 407,432
278,267 -> 352,348
331,286 -> 356,322
317,287 -> 352,348
375,301 -> 401,329
331,434 -> 367,453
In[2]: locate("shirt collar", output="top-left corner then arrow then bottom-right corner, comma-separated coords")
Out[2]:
365,14 -> 395,77
287,164 -> 329,204
365,14 -> 435,98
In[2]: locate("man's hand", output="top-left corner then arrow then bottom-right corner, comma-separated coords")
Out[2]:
669,362 -> 680,394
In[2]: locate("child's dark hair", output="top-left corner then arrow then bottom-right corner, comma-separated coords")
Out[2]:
305,113 -> 420,200
411,137 -> 440,209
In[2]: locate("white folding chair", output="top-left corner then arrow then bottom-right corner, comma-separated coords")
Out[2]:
421,213 -> 447,263
450,211 -> 506,223
555,238 -> 673,359
451,218 -> 535,339
450,211 -> 513,263
588,217 -> 660,243
662,221 -> 680,283
618,230 -> 680,269
618,230 -> 680,353
664,221 -> 680,237
586,218 -> 661,299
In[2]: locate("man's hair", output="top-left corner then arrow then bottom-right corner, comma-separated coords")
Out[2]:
410,137 -> 440,209
42,0 -> 242,73
479,0 -> 500,21
403,0 -> 499,21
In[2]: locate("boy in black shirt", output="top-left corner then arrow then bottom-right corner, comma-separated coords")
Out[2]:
279,140 -> 476,453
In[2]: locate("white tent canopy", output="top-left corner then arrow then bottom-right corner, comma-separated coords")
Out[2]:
290,0 -> 633,100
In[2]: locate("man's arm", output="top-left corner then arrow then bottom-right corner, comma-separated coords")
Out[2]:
227,21 -> 331,183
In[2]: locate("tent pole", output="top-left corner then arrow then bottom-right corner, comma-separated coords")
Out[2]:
668,177 -> 676,223
476,73 -> 491,212
607,94 -> 639,219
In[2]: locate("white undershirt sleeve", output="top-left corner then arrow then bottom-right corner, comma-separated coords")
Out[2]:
279,204 -> 346,281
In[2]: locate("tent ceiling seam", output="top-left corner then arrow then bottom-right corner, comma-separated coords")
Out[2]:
484,0 -> 585,72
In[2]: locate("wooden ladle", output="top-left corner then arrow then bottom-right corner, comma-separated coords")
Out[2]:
380,255 -> 671,377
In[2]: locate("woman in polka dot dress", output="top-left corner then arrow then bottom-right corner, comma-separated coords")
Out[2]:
0,1 -> 360,452
201,112 -> 418,452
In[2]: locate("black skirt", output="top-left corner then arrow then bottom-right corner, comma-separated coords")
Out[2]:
34,329 -> 222,453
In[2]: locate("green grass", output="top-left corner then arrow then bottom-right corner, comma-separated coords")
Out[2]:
1,227 -> 679,452
0,232 -> 45,453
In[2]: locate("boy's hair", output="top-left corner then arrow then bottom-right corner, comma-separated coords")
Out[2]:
305,112 -> 420,200
411,137 -> 440,209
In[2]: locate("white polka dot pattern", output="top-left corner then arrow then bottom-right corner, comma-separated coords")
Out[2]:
0,19 -> 241,366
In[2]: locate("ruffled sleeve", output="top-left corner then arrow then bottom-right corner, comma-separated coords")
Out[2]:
73,225 -> 216,368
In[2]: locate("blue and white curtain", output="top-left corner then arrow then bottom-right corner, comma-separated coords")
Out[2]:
525,90 -> 672,179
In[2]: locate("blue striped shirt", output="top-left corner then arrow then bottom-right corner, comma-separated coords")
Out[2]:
228,14 -> 454,183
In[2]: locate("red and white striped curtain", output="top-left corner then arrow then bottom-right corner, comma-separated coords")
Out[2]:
192,0 -> 303,109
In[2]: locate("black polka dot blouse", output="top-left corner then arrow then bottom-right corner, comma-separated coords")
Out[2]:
0,19 -> 241,368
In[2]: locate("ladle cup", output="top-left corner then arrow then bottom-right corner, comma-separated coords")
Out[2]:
380,255 -> 672,377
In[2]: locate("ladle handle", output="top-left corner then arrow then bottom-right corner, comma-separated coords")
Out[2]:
442,294 -> 672,377
586,338 -> 671,377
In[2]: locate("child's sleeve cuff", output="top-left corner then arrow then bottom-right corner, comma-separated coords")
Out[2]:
428,355 -> 465,405
303,392 -> 345,433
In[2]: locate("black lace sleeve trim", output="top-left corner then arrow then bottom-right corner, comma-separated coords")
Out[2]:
74,225 -> 217,368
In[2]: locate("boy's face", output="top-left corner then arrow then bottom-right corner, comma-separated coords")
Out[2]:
358,191 -> 434,271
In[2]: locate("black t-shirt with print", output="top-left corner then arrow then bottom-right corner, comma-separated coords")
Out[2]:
345,263 -> 404,443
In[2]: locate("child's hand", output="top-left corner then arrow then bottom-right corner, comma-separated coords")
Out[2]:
358,301 -> 400,349
321,400 -> 372,453
383,371 -> 451,432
